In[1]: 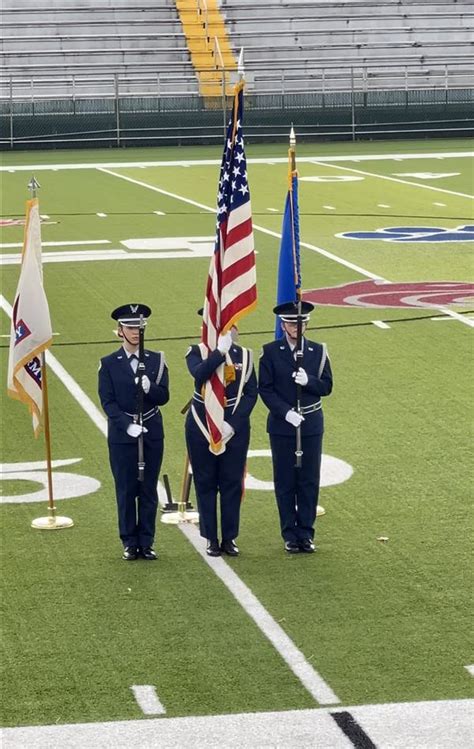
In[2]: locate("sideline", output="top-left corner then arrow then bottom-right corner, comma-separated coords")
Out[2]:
3,699 -> 473,748
0,295 -> 339,708
0,151 -> 472,171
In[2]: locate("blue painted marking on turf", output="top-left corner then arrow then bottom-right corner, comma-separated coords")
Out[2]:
339,225 -> 474,242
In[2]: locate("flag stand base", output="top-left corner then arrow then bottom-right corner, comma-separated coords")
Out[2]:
161,505 -> 199,525
317,505 -> 326,517
32,507 -> 74,530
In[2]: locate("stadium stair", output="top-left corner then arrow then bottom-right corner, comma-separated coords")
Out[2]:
175,0 -> 237,97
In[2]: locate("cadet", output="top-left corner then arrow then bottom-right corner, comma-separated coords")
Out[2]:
98,304 -> 169,561
259,301 -> 333,553
185,313 -> 257,557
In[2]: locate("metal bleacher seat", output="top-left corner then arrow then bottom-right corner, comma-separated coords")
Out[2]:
1,0 -> 473,102
0,0 -> 200,96
219,0 -> 474,94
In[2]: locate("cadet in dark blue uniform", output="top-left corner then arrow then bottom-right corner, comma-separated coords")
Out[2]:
98,304 -> 169,561
259,301 -> 333,553
185,320 -> 257,557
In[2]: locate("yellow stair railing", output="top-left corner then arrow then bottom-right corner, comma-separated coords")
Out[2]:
176,0 -> 237,98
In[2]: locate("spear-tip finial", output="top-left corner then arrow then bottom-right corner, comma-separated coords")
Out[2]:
28,175 -> 41,197
290,125 -> 296,149
237,48 -> 245,79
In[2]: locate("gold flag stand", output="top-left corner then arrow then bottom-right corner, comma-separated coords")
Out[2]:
160,503 -> 200,525
161,456 -> 199,525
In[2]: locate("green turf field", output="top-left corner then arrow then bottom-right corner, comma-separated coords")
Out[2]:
1,138 -> 473,738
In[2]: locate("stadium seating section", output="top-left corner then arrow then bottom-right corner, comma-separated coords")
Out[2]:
1,0 -> 472,99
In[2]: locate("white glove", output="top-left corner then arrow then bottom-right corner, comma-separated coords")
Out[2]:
292,367 -> 308,386
217,331 -> 232,354
221,421 -> 235,443
126,423 -> 148,438
141,375 -> 151,394
285,410 -> 305,428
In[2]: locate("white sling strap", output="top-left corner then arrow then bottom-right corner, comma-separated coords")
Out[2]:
155,352 -> 166,385
318,344 -> 328,379
232,347 -> 250,414
191,403 -> 211,441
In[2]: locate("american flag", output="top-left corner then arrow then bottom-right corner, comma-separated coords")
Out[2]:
201,81 -> 257,453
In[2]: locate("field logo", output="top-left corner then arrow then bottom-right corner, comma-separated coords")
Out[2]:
1,458 -> 100,504
245,451 -> 353,490
337,225 -> 474,242
303,280 -> 474,309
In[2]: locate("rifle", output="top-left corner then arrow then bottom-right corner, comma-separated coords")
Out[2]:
137,314 -> 146,482
294,298 -> 304,469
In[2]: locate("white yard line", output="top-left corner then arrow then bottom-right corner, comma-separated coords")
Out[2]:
2,699 -> 473,748
98,167 -> 385,281
0,294 -> 339,708
99,168 -> 474,328
0,240 -> 110,249
0,249 -> 215,265
0,151 -> 472,171
130,686 -> 166,716
180,523 -> 339,705
372,320 -> 391,329
310,159 -> 474,199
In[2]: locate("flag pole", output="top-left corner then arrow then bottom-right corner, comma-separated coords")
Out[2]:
28,177 -> 73,530
289,128 -> 304,470
287,138 -> 326,515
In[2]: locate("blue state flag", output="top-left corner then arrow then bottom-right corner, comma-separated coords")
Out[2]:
275,172 -> 301,338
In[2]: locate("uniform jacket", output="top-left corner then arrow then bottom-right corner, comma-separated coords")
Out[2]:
186,343 -> 257,436
259,337 -> 333,436
98,348 -> 169,443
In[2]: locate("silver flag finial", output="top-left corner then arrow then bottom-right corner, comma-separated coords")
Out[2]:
237,48 -> 245,79
28,175 -> 41,197
290,125 -> 296,148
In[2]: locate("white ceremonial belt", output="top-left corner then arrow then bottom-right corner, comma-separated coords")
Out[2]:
300,402 -> 321,415
193,393 -> 237,408
125,406 -> 158,422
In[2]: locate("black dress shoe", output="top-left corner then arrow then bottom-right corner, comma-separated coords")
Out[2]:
284,541 -> 300,554
221,539 -> 239,557
122,546 -> 138,561
206,540 -> 221,557
300,539 -> 316,553
140,547 -> 158,560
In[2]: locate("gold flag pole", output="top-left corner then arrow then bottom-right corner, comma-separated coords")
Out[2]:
31,352 -> 74,530
26,176 -> 73,530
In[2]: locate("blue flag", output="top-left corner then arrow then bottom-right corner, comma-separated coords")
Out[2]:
275,172 -> 301,338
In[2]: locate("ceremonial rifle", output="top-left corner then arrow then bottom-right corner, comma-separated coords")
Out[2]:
137,314 -> 146,481
294,298 -> 304,468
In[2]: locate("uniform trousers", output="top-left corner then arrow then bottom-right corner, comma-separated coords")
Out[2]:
186,422 -> 249,543
108,439 -> 163,548
269,433 -> 323,542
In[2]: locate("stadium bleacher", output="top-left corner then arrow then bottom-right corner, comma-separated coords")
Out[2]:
0,0 -> 200,96
1,0 -> 472,94
0,0 -> 472,146
220,0 -> 473,92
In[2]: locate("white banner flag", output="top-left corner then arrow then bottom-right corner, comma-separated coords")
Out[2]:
7,198 -> 53,437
